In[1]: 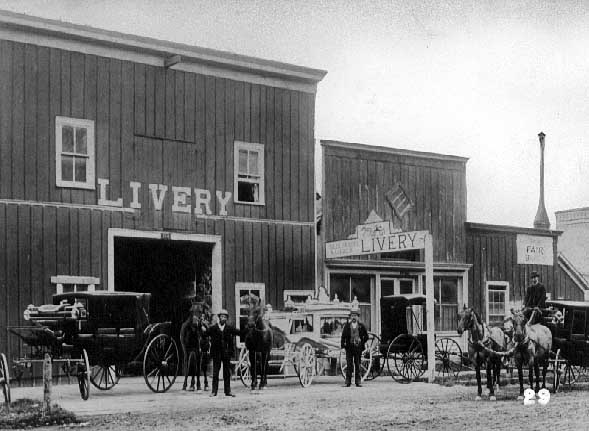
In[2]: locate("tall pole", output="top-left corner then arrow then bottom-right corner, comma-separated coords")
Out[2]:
533,132 -> 550,229
425,233 -> 435,383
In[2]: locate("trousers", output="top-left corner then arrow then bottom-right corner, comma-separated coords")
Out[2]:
211,353 -> 232,395
345,347 -> 362,385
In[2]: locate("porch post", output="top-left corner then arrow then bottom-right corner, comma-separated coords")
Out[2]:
425,233 -> 435,383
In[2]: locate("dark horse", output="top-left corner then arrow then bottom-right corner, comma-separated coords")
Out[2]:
244,297 -> 273,391
179,301 -> 210,391
507,307 -> 552,399
457,306 -> 508,400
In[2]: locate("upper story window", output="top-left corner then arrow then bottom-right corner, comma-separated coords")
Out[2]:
55,116 -> 95,190
234,141 -> 264,205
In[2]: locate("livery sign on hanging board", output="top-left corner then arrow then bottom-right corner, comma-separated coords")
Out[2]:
516,234 -> 554,266
325,229 -> 428,259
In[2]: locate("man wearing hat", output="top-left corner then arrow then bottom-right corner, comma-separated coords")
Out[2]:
523,271 -> 547,323
204,309 -> 241,397
340,307 -> 369,387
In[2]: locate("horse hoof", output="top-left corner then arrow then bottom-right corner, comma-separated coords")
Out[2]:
475,396 -> 482,401
196,389 -> 202,393
204,386 -> 209,391
182,386 -> 187,391
189,386 -> 195,392
489,396 -> 496,401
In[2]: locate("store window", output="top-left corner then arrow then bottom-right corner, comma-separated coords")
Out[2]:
434,276 -> 459,331
55,116 -> 95,189
234,141 -> 264,204
486,282 -> 509,326
329,273 -> 371,330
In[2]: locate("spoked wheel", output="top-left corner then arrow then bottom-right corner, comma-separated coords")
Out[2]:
386,334 -> 425,383
339,342 -> 375,383
77,349 -> 90,401
237,347 -> 252,388
365,333 -> 383,380
143,334 -> 179,393
90,364 -> 121,390
1,353 -> 11,404
434,337 -> 462,378
559,362 -> 582,390
550,349 -> 567,393
295,343 -> 315,388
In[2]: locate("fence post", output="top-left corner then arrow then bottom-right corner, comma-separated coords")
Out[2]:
43,353 -> 52,416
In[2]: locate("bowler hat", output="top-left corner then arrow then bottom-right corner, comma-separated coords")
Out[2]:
530,271 -> 540,278
218,309 -> 229,317
349,308 -> 360,316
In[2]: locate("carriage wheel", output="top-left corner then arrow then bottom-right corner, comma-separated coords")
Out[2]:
77,349 -> 90,401
550,349 -> 565,393
386,334 -> 425,383
0,353 -> 11,404
90,364 -> 121,390
339,342 -> 375,383
237,347 -> 252,388
365,333 -> 383,380
143,334 -> 179,393
434,337 -> 462,378
559,362 -> 582,390
296,343 -> 315,388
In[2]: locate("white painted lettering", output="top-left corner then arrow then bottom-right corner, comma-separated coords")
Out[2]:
216,191 -> 232,216
172,186 -> 191,213
97,178 -> 123,207
129,181 -> 142,209
194,188 -> 212,215
148,184 -> 168,211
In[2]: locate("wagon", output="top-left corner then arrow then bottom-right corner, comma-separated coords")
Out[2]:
544,299 -> 589,391
236,300 -> 374,388
377,294 -> 463,383
3,291 -> 179,400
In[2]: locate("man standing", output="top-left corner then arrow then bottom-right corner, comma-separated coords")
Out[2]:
205,309 -> 241,397
340,307 -> 369,387
523,271 -> 547,323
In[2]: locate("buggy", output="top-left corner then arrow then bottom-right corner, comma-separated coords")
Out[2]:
2,291 -> 179,401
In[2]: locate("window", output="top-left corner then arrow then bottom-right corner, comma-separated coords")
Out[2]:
434,276 -> 459,331
234,141 -> 264,204
235,282 -> 265,344
329,273 -> 372,330
50,275 -> 99,294
55,116 -> 95,189
486,282 -> 509,326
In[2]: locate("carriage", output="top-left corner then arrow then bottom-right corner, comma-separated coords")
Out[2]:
235,299 -> 374,388
1,291 -> 179,401
374,294 -> 463,383
544,299 -> 589,391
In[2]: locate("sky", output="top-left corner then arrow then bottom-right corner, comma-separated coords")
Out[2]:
1,0 -> 588,228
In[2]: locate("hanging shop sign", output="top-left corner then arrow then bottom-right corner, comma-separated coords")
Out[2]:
516,234 -> 553,266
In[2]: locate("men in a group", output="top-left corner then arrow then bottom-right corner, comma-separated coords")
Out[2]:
340,307 -> 369,387
205,309 -> 241,397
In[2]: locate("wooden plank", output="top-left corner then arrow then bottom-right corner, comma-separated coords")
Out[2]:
290,91 -> 299,222
91,209 -> 102,279
18,205 -> 32,308
281,90 -> 291,221
60,49 -> 72,204
233,221 -> 244,282
261,222 -> 269,303
293,224 -> 302,290
83,54 -> 97,205
42,206 -> 57,303
194,74 -> 206,190
101,212 -> 110,288
154,67 -> 165,138
56,206 -> 70,274
307,94 -> 316,224
0,42 -> 13,198
204,76 -> 216,195
134,63 -> 145,136
161,139 -> 176,229
223,219 -> 235,308
24,44 -> 38,202
96,57 -> 110,196
165,69 -> 175,140
267,223 -> 277,307
175,70 -> 185,141
233,80 -> 244,218
273,89 -> 283,220
274,223 -> 284,304
224,79 -> 235,216
121,61 -> 134,204
258,86 -> 267,219
144,65 -> 155,137
70,51 -> 86,204
298,93 -> 310,222
12,42 -> 25,201
79,208 -> 91,276
215,78 -> 225,202
264,87 -> 275,220
6,205 -> 19,357
243,222 -> 253,282
0,205 -> 7,352
252,222 -> 262,283
244,82 -> 251,143
109,59 -> 122,208
184,73 -> 195,143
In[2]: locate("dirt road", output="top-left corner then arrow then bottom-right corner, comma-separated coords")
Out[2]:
10,376 -> 589,430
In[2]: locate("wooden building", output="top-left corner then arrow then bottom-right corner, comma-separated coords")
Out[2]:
318,140 -> 587,342
0,11 -> 325,359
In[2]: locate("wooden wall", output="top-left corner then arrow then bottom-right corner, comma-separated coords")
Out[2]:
0,39 -> 317,358
321,144 -> 467,263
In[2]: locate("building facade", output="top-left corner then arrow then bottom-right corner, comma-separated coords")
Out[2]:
0,11 -> 325,358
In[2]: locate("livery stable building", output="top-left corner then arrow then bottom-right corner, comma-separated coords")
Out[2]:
0,11 -> 325,360
317,140 -> 589,347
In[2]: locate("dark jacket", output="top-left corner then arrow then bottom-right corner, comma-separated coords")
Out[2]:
205,323 -> 241,357
341,322 -> 369,350
524,282 -> 547,309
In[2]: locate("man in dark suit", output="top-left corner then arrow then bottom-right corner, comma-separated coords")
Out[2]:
204,309 -> 241,397
523,271 -> 547,323
340,307 -> 369,387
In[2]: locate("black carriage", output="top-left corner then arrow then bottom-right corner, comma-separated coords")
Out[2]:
2,291 -> 179,401
544,299 -> 589,391
373,294 -> 463,383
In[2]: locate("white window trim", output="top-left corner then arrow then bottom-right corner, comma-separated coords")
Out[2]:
50,275 -> 100,294
235,282 -> 265,347
485,281 -> 510,325
55,116 -> 96,190
234,141 -> 265,205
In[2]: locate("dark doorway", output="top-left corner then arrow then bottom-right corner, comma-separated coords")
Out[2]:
114,237 -> 213,341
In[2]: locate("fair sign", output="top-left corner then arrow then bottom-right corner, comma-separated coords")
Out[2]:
516,234 -> 554,266
325,229 -> 428,259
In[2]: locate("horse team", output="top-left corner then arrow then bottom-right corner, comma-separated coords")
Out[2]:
458,306 -> 553,401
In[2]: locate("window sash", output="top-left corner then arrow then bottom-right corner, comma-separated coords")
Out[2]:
234,141 -> 264,204
56,116 -> 95,190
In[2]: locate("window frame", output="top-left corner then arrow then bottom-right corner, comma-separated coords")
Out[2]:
50,275 -> 100,294
55,116 -> 96,190
234,141 -> 265,205
485,281 -> 510,325
433,275 -> 460,332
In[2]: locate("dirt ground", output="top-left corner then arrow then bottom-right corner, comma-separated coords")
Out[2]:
9,375 -> 589,430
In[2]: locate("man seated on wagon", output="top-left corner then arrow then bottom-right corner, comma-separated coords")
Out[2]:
523,271 -> 547,324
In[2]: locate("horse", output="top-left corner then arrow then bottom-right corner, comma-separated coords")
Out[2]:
243,297 -> 273,391
179,301 -> 210,392
457,306 -> 508,400
507,307 -> 552,399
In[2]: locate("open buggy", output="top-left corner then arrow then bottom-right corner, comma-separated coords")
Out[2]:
236,298 -> 375,388
2,291 -> 179,400
375,294 -> 463,382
